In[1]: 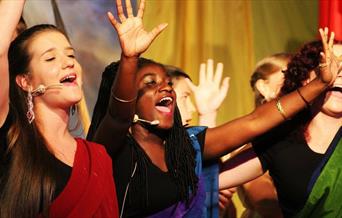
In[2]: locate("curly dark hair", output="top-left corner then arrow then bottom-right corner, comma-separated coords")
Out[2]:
281,40 -> 322,95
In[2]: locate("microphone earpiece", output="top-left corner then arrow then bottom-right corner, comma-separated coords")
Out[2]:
133,114 -> 160,126
31,84 -> 63,96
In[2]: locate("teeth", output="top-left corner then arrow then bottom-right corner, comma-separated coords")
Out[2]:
65,75 -> 76,80
159,97 -> 173,103
60,74 -> 76,82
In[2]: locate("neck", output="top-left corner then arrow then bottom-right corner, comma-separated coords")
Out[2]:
132,124 -> 166,147
34,102 -> 74,145
306,111 -> 341,151
131,124 -> 169,171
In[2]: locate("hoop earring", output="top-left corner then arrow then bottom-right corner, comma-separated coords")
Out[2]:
26,87 -> 35,124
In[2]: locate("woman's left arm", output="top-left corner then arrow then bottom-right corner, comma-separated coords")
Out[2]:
0,0 -> 25,126
203,28 -> 338,160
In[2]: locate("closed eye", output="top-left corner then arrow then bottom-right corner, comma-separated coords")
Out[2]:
45,57 -> 55,61
145,80 -> 157,86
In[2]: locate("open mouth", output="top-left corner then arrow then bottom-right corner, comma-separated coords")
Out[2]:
328,86 -> 342,93
155,96 -> 173,113
327,85 -> 342,99
60,73 -> 77,84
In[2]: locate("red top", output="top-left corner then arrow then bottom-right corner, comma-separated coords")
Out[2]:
48,138 -> 119,218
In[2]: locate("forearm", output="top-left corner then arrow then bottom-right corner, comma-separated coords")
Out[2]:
95,55 -> 138,154
109,54 -> 138,121
0,57 -> 9,126
0,0 -> 24,54
251,77 -> 328,133
219,151 -> 263,190
0,0 -> 24,125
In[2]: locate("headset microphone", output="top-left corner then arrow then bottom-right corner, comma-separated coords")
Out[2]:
31,84 -> 63,96
133,114 -> 160,126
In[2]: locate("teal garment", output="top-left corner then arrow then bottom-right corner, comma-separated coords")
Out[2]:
188,126 -> 220,218
296,128 -> 342,218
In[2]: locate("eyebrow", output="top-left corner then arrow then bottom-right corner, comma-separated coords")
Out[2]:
142,73 -> 156,79
40,46 -> 74,57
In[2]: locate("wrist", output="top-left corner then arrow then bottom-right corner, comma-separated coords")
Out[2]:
313,76 -> 330,89
199,111 -> 218,128
121,53 -> 140,61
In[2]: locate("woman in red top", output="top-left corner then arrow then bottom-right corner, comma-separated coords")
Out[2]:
0,1 -> 118,217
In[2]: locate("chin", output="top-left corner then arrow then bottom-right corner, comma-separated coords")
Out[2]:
321,104 -> 342,118
157,122 -> 174,130
66,96 -> 82,106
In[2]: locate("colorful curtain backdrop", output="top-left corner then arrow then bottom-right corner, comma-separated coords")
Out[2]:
23,0 -> 318,129
23,0 -> 318,216
142,0 -> 318,126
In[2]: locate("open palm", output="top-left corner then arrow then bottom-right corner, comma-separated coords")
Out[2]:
186,59 -> 229,115
108,0 -> 167,57
318,27 -> 338,86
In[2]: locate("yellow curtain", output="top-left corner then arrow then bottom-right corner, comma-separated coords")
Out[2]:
252,0 -> 318,61
143,0 -> 255,125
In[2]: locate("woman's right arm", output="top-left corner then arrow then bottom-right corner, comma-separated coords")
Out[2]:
0,0 -> 25,126
219,147 -> 264,190
93,0 -> 167,154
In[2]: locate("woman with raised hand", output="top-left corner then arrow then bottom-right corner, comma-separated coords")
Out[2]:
0,0 -> 119,217
219,35 -> 341,217
91,0 -> 338,217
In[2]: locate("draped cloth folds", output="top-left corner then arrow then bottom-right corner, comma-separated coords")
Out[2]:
48,138 -> 119,218
296,128 -> 342,217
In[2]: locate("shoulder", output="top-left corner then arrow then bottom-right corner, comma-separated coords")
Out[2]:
186,126 -> 207,153
76,138 -> 110,159
186,126 -> 207,136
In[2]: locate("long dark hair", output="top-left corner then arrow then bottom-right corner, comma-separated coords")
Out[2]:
88,58 -> 198,205
1,24 -> 66,218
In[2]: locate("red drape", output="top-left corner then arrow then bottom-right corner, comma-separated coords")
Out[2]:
48,138 -> 119,218
319,0 -> 342,41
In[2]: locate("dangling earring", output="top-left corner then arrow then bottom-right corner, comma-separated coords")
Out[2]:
26,87 -> 35,124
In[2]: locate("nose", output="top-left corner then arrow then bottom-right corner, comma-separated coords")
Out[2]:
159,80 -> 173,92
62,55 -> 74,69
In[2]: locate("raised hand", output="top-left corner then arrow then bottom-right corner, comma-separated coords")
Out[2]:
318,27 -> 338,86
185,59 -> 230,116
107,0 -> 168,57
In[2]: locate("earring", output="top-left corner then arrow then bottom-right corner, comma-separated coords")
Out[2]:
26,87 -> 35,124
70,105 -> 76,116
